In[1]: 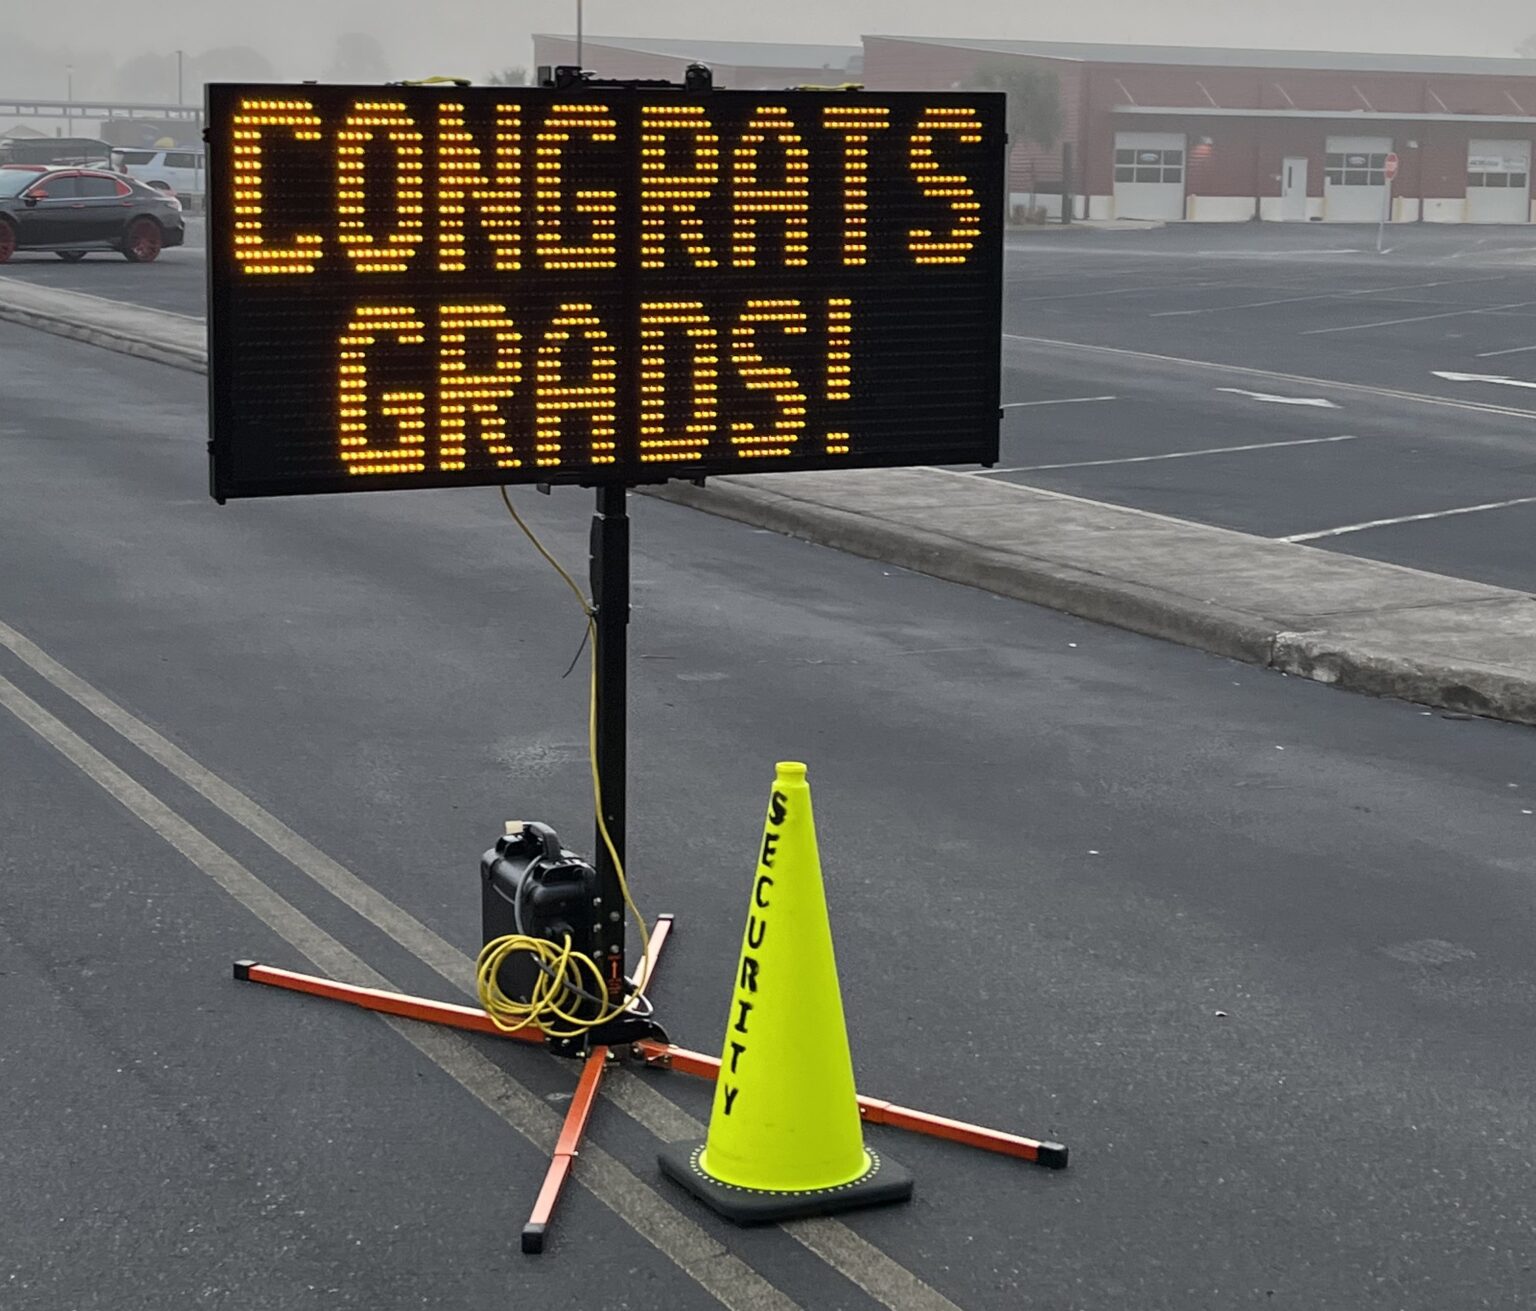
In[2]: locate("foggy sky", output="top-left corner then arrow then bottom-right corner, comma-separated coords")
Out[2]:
12,0 -> 1536,96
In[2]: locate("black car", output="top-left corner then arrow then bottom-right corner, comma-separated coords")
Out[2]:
0,166 -> 186,263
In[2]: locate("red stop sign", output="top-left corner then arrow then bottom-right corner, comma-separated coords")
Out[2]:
1384,152 -> 1400,181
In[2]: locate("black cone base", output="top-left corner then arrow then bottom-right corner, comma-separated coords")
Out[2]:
658,1142 -> 914,1225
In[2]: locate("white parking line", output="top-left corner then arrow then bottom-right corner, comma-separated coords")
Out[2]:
1215,388 -> 1338,407
1150,275 -> 1508,319
1280,495 -> 1536,542
1432,370 -> 1536,391
1301,300 -> 1536,335
1002,395 -> 1117,408
974,434 -> 1359,475
1475,343 -> 1536,358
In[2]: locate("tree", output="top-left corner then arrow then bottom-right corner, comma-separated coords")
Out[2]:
323,33 -> 391,84
970,61 -> 1064,218
486,66 -> 527,86
970,60 -> 1063,152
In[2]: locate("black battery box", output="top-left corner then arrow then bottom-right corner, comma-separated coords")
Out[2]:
480,822 -> 601,1015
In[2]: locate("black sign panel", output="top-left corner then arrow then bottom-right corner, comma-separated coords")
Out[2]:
206,84 -> 1003,499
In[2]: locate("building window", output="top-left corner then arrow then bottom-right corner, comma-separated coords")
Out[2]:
1326,152 -> 1387,187
1116,148 -> 1184,184
1469,171 -> 1527,189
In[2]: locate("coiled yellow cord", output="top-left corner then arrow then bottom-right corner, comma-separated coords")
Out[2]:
479,488 -> 652,1037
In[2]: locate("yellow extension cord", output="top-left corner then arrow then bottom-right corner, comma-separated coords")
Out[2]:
474,488 -> 652,1038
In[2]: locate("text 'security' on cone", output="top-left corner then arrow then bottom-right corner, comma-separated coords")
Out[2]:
659,761 -> 913,1223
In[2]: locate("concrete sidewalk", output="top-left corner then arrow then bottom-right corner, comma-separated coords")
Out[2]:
0,277 -> 205,372
3,276 -> 1533,726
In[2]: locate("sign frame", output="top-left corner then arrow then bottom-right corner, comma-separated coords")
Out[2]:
204,82 -> 1005,501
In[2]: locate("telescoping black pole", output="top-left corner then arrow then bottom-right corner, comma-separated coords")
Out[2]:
589,485 -> 629,1002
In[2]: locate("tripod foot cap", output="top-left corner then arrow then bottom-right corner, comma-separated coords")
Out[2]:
1037,1141 -> 1069,1169
232,960 -> 258,981
521,1223 -> 546,1255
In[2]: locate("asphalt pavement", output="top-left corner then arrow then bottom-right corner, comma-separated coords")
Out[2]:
4,322 -> 1536,1309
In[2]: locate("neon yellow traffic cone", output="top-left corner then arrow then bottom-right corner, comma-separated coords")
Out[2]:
659,761 -> 913,1223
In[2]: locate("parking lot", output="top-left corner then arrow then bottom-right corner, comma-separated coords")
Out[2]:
990,224 -> 1536,593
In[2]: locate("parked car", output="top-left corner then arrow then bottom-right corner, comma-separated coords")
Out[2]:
0,165 -> 186,263
110,147 -> 205,209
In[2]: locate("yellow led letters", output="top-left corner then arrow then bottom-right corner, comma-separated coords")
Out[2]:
231,91 -> 1003,489
232,99 -> 325,274
908,107 -> 985,265
438,305 -> 522,470
730,299 -> 808,457
639,106 -> 721,270
823,106 -> 890,267
731,108 -> 810,269
337,102 -> 426,273
535,303 -> 619,465
436,103 -> 521,274
638,302 -> 719,462
338,307 -> 429,475
535,104 -> 619,271
826,298 -> 852,454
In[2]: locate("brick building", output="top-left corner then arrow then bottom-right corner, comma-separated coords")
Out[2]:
862,36 -> 1536,223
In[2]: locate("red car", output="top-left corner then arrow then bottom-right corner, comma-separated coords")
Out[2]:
0,164 -> 186,263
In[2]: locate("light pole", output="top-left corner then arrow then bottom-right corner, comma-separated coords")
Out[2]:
177,49 -> 184,106
65,65 -> 73,136
576,0 -> 583,68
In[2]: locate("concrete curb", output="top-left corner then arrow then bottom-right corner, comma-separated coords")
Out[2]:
1272,628 -> 1536,725
3,277 -> 1533,727
0,300 -> 207,374
0,284 -> 206,374
649,477 -> 1280,665
649,477 -> 1536,728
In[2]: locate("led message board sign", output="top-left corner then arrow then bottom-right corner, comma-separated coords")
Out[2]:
206,84 -> 1004,499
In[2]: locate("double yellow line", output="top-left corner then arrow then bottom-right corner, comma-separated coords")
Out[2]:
0,616 -> 963,1311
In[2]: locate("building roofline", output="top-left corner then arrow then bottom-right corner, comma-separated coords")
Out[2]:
531,33 -> 862,69
862,34 -> 1536,78
1116,104 -> 1536,124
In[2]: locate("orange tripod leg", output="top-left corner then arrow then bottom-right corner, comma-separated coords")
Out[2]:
522,914 -> 675,1254
521,1046 -> 608,1254
634,1040 -> 1068,1169
232,960 -> 545,1043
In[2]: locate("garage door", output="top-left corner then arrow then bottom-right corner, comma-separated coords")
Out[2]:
1324,136 -> 1392,223
1114,132 -> 1186,220
1467,139 -> 1531,224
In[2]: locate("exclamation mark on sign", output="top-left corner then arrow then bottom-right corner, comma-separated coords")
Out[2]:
827,298 -> 852,455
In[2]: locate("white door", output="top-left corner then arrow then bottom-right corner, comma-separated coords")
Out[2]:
1324,136 -> 1392,223
1113,132 -> 1186,220
1467,139 -> 1531,224
1281,157 -> 1308,221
